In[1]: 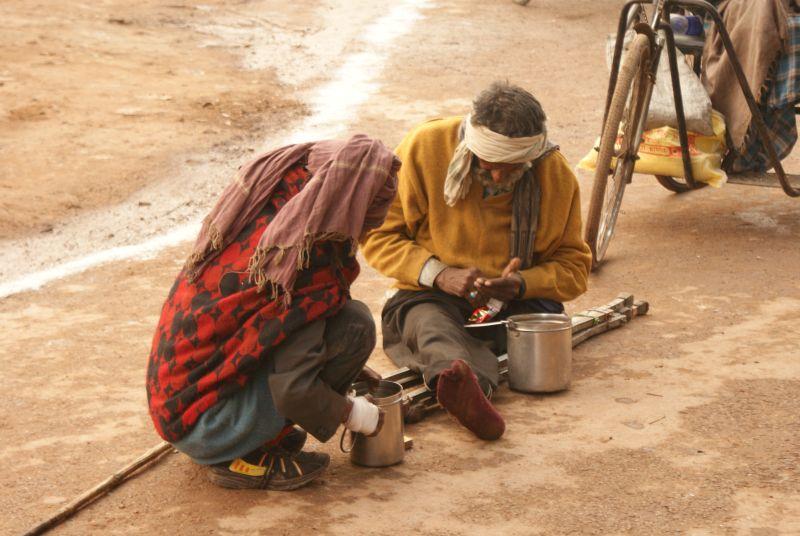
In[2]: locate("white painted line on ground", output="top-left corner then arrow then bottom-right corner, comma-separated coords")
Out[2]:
288,0 -> 431,142
1,0 -> 431,300
0,223 -> 199,299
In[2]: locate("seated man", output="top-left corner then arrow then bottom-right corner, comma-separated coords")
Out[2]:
146,135 -> 399,490
361,82 -> 591,441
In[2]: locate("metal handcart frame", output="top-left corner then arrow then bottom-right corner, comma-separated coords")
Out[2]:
585,0 -> 800,270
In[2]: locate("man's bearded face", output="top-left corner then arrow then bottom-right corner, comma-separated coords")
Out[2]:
474,157 -> 527,187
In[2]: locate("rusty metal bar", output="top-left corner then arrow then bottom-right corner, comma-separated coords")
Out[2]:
658,20 -> 702,189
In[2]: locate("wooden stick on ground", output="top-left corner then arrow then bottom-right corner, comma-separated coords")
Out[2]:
23,442 -> 174,536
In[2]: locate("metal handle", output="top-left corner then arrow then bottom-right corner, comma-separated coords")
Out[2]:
339,427 -> 358,453
463,319 -> 509,329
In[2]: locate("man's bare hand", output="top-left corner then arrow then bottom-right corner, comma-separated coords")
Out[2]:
434,267 -> 483,299
474,258 -> 524,302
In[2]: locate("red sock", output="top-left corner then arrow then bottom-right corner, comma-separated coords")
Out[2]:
436,360 -> 505,440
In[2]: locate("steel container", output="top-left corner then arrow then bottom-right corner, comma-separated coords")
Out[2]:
506,313 -> 572,393
343,380 -> 405,467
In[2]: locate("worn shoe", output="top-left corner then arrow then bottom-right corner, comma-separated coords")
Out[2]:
279,426 -> 307,454
436,359 -> 505,440
208,446 -> 330,490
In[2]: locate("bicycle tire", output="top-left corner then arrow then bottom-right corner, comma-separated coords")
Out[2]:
585,33 -> 651,270
655,175 -> 692,193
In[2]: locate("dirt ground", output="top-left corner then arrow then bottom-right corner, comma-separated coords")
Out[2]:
0,0 -> 309,239
1,0 -> 799,535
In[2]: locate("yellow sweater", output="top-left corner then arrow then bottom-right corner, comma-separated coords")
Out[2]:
361,116 -> 591,303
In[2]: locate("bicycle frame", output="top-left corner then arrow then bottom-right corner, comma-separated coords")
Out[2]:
602,0 -> 800,197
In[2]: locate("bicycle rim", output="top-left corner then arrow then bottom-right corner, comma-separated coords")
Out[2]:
596,63 -> 649,260
585,33 -> 651,268
595,160 -> 631,261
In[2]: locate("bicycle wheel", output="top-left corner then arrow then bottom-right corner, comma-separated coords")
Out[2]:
585,33 -> 651,270
655,175 -> 691,193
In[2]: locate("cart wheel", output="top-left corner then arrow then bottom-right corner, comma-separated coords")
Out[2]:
655,175 -> 691,193
585,33 -> 652,270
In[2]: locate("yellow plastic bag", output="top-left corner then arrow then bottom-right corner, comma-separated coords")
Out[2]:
578,110 -> 727,188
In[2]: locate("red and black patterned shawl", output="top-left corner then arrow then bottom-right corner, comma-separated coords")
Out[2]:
147,166 -> 358,441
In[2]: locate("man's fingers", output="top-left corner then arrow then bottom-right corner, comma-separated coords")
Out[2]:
477,275 -> 520,301
476,278 -> 509,288
482,277 -> 515,288
479,286 -> 516,302
502,257 -> 522,278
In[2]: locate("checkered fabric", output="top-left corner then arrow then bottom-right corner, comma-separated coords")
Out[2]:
767,15 -> 800,109
728,105 -> 797,173
728,16 -> 800,173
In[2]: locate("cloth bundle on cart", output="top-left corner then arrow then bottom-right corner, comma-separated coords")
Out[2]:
725,15 -> 800,173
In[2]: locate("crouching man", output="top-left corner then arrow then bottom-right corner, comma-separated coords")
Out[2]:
361,82 -> 591,440
146,135 -> 399,490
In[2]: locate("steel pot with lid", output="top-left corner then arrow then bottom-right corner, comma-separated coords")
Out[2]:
506,313 -> 572,392
467,313 -> 572,393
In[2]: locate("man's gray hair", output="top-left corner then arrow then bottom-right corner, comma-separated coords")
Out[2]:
471,82 -> 546,138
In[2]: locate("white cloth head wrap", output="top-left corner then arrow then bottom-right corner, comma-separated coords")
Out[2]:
444,114 -> 550,206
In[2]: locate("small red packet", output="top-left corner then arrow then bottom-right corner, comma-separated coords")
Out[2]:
468,299 -> 505,323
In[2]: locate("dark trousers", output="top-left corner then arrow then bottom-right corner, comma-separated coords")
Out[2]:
382,290 -> 563,393
268,299 -> 375,442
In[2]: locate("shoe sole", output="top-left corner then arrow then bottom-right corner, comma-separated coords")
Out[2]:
207,457 -> 330,491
